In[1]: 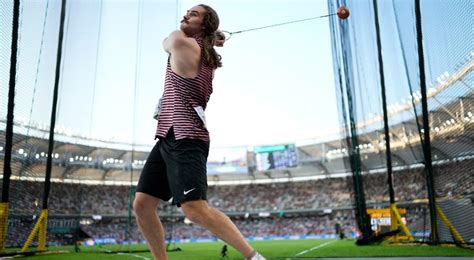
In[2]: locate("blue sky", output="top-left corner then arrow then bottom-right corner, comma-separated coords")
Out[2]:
0,0 -> 340,148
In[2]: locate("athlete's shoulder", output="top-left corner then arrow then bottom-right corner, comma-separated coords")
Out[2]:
164,30 -> 199,53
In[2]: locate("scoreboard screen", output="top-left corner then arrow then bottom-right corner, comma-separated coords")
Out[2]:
253,144 -> 297,171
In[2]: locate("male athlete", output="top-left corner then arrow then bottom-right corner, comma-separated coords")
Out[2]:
133,4 -> 265,260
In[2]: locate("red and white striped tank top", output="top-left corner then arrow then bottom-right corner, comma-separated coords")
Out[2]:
155,36 -> 214,142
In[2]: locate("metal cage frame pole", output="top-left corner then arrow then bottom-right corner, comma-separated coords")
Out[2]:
21,0 -> 68,252
414,0 -> 439,244
0,0 -> 21,253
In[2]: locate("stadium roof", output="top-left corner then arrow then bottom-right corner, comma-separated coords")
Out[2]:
0,60 -> 472,185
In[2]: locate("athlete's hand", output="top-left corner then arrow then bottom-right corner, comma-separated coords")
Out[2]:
214,30 -> 225,47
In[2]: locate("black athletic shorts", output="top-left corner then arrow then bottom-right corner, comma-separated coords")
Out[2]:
136,127 -> 209,206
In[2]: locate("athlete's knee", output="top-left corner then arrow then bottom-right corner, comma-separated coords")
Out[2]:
181,200 -> 210,224
133,193 -> 159,217
132,198 -> 148,217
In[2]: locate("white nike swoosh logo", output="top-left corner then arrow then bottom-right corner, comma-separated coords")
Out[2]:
183,188 -> 196,195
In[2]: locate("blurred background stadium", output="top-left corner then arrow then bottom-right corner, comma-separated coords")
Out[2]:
0,0 -> 473,258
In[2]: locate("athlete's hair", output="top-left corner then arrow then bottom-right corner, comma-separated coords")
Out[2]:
199,4 -> 222,69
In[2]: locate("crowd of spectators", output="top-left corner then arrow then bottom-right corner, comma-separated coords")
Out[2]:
4,159 -> 472,247
76,212 -> 358,243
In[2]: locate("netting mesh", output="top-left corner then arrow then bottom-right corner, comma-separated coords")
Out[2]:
1,0 -> 64,252
328,0 -> 473,243
421,0 -> 473,244
1,0 -> 473,255
1,0 -> 149,253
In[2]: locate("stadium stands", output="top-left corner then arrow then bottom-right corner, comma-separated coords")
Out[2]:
4,159 -> 472,246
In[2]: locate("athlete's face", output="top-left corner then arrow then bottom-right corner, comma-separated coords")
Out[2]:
180,6 -> 206,37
